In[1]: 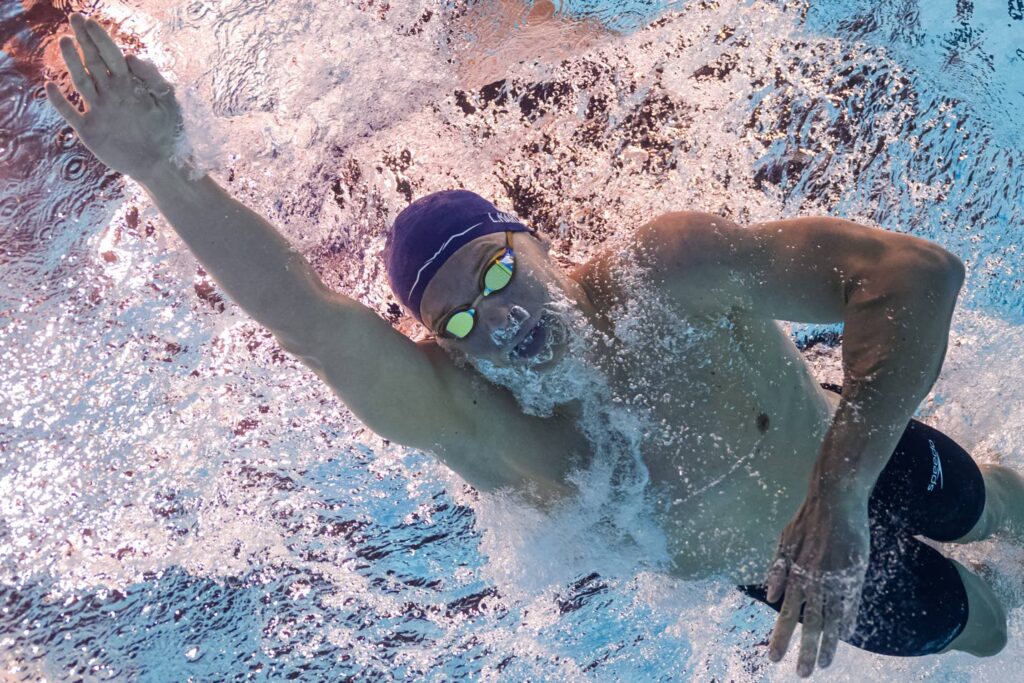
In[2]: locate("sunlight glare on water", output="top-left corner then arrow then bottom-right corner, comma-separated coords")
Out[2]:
2,0 -> 1023,680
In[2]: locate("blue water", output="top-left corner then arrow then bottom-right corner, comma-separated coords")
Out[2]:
2,0 -> 1024,680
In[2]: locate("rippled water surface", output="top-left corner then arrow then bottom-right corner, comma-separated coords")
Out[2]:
2,0 -> 1024,680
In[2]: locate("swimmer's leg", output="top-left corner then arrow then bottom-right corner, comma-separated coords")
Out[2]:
939,558 -> 1007,656
951,463 -> 1024,544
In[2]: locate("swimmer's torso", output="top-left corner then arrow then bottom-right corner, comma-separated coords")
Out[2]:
494,241 -> 846,584
435,229 -> 844,584
571,254 -> 843,583
629,316 -> 840,583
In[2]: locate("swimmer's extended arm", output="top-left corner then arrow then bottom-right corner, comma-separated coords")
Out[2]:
45,14 -> 325,349
46,14 -> 574,496
139,158 -> 570,492
638,211 -> 965,676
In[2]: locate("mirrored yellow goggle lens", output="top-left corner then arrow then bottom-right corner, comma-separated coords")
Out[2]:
445,310 -> 475,338
483,260 -> 513,293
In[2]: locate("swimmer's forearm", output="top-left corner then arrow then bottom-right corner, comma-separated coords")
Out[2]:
811,255 -> 965,498
138,160 -> 330,346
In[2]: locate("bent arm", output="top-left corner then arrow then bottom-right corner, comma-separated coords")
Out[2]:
640,212 -> 966,496
139,161 -> 329,351
815,238 -> 964,495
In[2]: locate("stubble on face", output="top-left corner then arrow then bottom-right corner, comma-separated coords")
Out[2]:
457,285 -> 612,417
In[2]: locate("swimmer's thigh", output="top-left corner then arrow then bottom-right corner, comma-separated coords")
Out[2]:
862,419 -> 1004,657
840,532 -> 968,656
869,418 -> 986,542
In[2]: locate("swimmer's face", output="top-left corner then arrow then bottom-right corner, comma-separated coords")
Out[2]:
418,231 -> 583,369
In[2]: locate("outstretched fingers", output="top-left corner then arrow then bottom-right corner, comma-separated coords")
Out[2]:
58,36 -> 97,104
82,15 -> 129,77
768,583 -> 802,662
45,82 -> 85,131
69,14 -> 109,88
817,597 -> 843,669
797,594 -> 823,677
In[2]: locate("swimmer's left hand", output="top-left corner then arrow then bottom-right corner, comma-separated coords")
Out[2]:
45,13 -> 184,185
764,491 -> 870,677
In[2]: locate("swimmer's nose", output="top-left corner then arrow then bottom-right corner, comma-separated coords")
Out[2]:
488,305 -> 531,348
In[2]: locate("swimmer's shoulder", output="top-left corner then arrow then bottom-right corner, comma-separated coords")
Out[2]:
569,211 -> 740,316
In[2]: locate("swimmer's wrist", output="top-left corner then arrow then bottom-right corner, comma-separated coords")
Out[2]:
133,159 -> 177,188
808,394 -> 898,504
808,468 -> 875,507
134,158 -> 204,189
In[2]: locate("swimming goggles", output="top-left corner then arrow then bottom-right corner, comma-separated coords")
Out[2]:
439,231 -> 516,339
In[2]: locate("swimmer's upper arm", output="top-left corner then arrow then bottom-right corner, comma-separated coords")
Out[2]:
279,289 -> 574,491
280,290 -> 476,449
637,211 -> 965,323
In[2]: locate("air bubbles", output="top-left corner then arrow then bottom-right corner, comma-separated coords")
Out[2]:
0,196 -> 21,221
55,126 -> 77,150
60,155 -> 88,180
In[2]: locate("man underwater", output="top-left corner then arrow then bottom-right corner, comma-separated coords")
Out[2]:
46,12 -> 1022,677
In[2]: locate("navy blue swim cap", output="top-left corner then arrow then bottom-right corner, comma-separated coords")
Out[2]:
384,190 -> 534,323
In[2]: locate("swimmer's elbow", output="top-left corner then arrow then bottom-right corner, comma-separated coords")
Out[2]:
903,245 -> 966,303
942,251 -> 966,294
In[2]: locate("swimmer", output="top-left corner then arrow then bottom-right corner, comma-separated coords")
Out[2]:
46,12 -> 1024,677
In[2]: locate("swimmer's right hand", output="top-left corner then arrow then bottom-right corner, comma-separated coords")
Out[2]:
46,13 -> 184,185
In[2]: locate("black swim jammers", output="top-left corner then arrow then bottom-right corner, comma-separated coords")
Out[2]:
740,383 -> 986,657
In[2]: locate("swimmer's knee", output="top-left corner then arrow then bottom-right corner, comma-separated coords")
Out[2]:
957,464 -> 1024,544
944,560 -> 1007,657
954,611 -> 1008,658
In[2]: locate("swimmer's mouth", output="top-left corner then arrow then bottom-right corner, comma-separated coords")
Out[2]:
510,312 -> 563,363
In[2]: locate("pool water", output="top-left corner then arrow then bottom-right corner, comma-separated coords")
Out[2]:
2,0 -> 1023,680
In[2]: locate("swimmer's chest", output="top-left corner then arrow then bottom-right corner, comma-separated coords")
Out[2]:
597,311 -> 825,553
601,312 -> 797,478
576,257 -> 816,484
